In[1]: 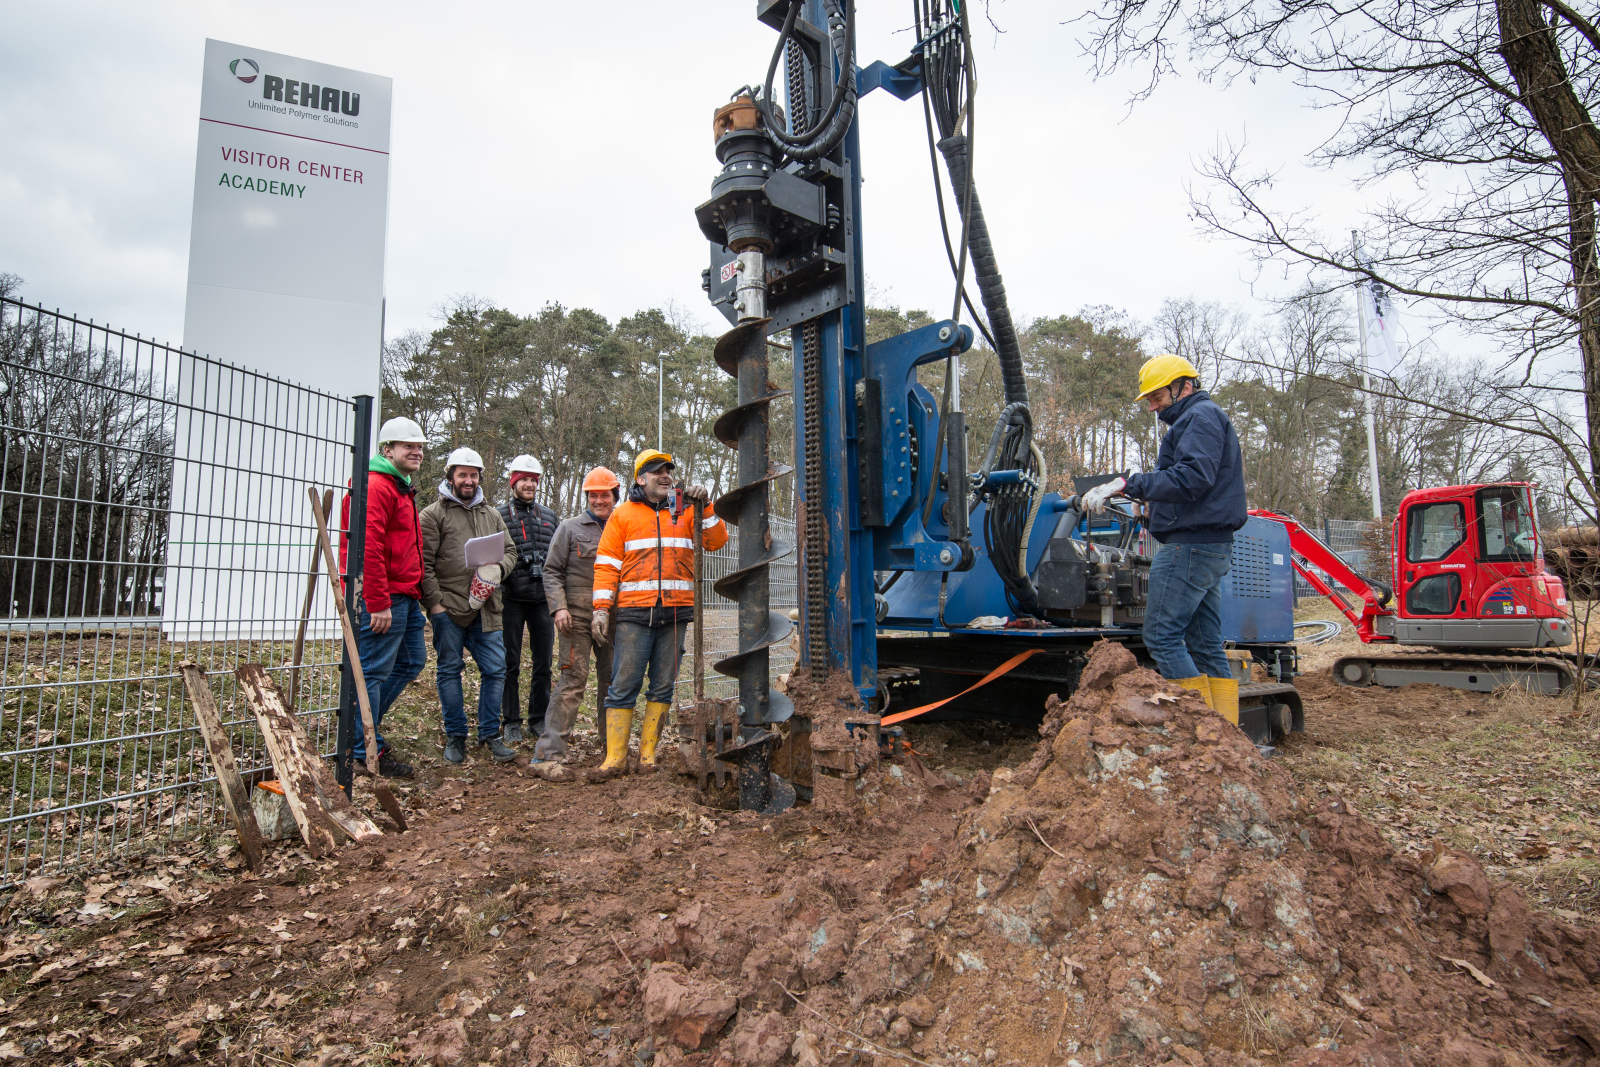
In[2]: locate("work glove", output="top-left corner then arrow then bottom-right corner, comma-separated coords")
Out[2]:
592,610 -> 611,647
1081,476 -> 1127,516
684,485 -> 711,505
467,564 -> 501,611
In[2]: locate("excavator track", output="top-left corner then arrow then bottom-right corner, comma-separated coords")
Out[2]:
1330,651 -> 1580,695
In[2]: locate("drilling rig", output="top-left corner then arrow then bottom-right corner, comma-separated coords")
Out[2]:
695,0 -> 1304,814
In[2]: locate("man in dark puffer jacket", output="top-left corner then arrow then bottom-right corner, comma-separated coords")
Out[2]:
1080,354 -> 1248,725
497,455 -> 560,744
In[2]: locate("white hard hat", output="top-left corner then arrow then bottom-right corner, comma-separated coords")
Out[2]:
507,454 -> 543,477
445,446 -> 485,471
377,416 -> 427,445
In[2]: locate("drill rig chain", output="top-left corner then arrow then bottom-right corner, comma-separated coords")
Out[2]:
800,319 -> 829,681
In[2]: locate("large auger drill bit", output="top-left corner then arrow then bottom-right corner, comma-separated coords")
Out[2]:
703,95 -> 796,815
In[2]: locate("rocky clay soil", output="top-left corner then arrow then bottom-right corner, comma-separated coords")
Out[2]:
3,641 -> 1600,1067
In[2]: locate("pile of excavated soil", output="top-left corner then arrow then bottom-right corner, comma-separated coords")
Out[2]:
918,640 -> 1600,1065
4,641 -> 1598,1066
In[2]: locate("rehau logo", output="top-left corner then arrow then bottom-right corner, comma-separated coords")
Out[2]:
230,58 -> 259,84
257,73 -> 360,116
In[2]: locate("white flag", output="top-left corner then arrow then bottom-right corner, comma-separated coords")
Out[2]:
1354,248 -> 1401,370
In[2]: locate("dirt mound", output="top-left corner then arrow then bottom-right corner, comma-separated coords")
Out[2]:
918,640 -> 1600,1065
5,642 -> 1597,1066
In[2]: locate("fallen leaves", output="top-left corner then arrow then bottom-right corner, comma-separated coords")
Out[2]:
792,1029 -> 823,1067
1439,955 -> 1497,988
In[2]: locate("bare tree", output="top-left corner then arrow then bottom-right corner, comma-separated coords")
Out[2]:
1151,296 -> 1248,389
1079,0 -> 1600,515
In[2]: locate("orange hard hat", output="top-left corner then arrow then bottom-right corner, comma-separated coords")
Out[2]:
582,466 -> 622,498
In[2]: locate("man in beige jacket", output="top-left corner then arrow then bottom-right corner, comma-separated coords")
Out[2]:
534,467 -> 620,761
421,447 -> 520,765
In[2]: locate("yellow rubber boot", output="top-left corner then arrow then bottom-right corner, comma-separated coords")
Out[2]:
638,701 -> 671,769
1175,676 -> 1214,709
1210,676 -> 1240,726
596,707 -> 632,776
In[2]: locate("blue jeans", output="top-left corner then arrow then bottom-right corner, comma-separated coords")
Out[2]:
604,621 -> 688,711
355,594 -> 427,760
430,611 -> 507,740
1142,541 -> 1232,680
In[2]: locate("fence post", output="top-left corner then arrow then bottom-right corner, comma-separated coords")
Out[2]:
336,395 -> 374,797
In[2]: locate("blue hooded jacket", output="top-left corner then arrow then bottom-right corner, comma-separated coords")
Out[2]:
1122,389 -> 1247,544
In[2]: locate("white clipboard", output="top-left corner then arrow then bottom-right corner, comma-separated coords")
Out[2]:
463,532 -> 508,568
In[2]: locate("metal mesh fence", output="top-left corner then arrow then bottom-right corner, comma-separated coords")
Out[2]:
1292,517 -> 1384,602
1,296 -> 358,886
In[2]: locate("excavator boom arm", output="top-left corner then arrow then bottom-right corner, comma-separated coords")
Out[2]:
1248,508 -> 1395,644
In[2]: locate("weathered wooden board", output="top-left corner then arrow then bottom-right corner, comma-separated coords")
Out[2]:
178,662 -> 265,873
235,664 -> 383,853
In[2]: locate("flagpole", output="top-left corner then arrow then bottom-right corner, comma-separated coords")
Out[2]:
1353,231 -> 1383,521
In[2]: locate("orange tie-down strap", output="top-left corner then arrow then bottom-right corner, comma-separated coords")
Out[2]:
879,648 -> 1046,727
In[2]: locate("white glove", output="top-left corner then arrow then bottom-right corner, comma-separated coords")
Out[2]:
467,564 -> 501,611
1081,477 -> 1127,516
592,610 -> 611,647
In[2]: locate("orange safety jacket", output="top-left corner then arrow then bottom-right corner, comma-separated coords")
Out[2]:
592,496 -> 729,613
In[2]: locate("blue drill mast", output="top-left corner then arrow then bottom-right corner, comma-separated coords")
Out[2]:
696,0 -> 1302,812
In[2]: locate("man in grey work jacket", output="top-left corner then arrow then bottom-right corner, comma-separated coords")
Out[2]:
1081,354 -> 1248,723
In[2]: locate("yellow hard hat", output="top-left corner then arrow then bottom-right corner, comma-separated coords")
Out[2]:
633,449 -> 676,481
1135,353 -> 1201,401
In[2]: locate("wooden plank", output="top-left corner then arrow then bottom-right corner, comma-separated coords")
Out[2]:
235,664 -> 342,857
241,663 -> 384,844
260,674 -> 384,844
178,662 -> 265,873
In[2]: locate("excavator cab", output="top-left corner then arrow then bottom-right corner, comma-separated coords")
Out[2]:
1392,482 -> 1571,647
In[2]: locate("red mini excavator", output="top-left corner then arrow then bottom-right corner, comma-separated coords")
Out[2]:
1253,482 -> 1581,694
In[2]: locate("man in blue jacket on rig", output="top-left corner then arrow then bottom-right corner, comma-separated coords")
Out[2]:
1081,354 -> 1248,724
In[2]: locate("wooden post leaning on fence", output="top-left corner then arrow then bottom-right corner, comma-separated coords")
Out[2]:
178,662 -> 265,873
235,664 -> 384,856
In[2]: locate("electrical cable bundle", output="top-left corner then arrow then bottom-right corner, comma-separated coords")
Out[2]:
759,0 -> 857,162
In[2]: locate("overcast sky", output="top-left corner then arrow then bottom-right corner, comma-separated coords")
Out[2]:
0,0 -> 1405,359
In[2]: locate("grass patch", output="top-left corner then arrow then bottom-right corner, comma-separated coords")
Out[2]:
1280,661 -> 1600,920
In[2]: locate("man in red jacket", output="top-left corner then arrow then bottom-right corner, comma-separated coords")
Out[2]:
339,416 -> 428,778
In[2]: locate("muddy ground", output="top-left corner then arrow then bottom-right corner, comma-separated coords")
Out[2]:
2,632 -> 1598,1067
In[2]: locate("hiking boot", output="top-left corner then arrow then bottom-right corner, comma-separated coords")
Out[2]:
443,736 -> 468,765
501,723 -> 525,745
378,752 -> 415,779
480,735 -> 517,763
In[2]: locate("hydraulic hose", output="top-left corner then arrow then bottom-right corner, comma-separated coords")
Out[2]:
936,133 -> 1028,407
1019,441 -> 1047,576
759,0 -> 856,162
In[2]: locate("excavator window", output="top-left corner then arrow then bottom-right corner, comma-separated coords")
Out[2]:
1406,573 -> 1461,615
1476,487 -> 1537,562
1405,501 -> 1465,563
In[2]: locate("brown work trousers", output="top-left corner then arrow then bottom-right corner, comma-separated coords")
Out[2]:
534,610 -> 615,759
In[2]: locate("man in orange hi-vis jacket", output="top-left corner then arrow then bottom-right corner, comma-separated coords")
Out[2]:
589,449 -> 727,778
